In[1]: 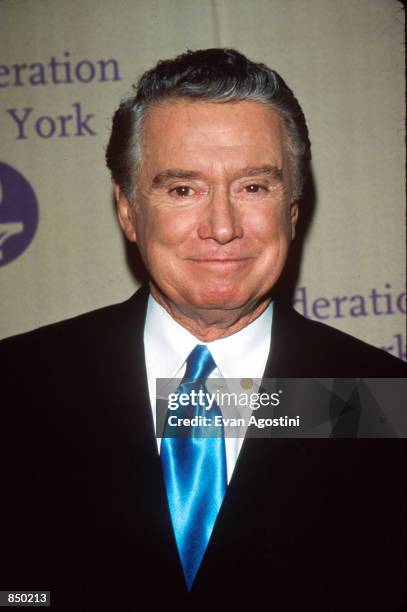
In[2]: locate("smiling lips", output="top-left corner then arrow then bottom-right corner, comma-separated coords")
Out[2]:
186,257 -> 253,266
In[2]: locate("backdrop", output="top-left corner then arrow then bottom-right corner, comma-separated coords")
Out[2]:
0,0 -> 405,360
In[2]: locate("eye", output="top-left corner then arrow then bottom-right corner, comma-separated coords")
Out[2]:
244,184 -> 266,193
170,185 -> 193,197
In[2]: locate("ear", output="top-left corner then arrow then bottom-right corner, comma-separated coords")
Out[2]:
290,200 -> 299,240
113,181 -> 137,242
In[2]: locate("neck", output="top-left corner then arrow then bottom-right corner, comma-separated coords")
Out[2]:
150,284 -> 271,342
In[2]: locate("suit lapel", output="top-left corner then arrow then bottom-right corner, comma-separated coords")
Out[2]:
101,286 -> 186,589
192,300 -> 311,588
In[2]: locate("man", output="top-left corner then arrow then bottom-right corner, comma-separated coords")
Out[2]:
1,49 -> 405,611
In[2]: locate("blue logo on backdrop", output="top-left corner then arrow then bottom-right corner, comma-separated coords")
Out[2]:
0,162 -> 39,266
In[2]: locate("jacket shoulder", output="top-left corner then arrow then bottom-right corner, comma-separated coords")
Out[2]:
272,302 -> 406,377
0,287 -> 148,365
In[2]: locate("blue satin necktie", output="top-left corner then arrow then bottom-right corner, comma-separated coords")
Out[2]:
161,345 -> 227,591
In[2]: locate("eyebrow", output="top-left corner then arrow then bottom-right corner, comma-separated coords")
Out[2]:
150,165 -> 283,188
235,165 -> 283,180
151,169 -> 203,187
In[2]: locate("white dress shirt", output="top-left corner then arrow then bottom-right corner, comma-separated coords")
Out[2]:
144,295 -> 273,483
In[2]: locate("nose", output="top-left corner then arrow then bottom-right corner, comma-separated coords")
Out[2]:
197,186 -> 243,244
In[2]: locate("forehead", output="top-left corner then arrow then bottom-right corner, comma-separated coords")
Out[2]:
139,98 -> 288,176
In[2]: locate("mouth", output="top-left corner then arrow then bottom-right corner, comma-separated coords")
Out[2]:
187,257 -> 253,262
185,257 -> 253,268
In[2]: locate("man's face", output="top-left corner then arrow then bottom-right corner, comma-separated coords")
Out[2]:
116,99 -> 298,318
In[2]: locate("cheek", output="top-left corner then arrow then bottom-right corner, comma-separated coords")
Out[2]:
137,207 -> 196,254
246,205 -> 291,243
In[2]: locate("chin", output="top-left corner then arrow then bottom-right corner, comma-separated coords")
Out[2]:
186,285 -> 253,311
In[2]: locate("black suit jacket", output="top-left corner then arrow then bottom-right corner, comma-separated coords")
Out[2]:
1,286 -> 406,611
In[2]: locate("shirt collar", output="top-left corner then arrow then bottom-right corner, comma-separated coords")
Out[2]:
144,294 -> 273,381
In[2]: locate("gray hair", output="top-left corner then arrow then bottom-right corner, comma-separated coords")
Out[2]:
106,48 -> 311,202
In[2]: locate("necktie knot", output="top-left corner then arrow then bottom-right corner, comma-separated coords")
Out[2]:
184,344 -> 216,381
